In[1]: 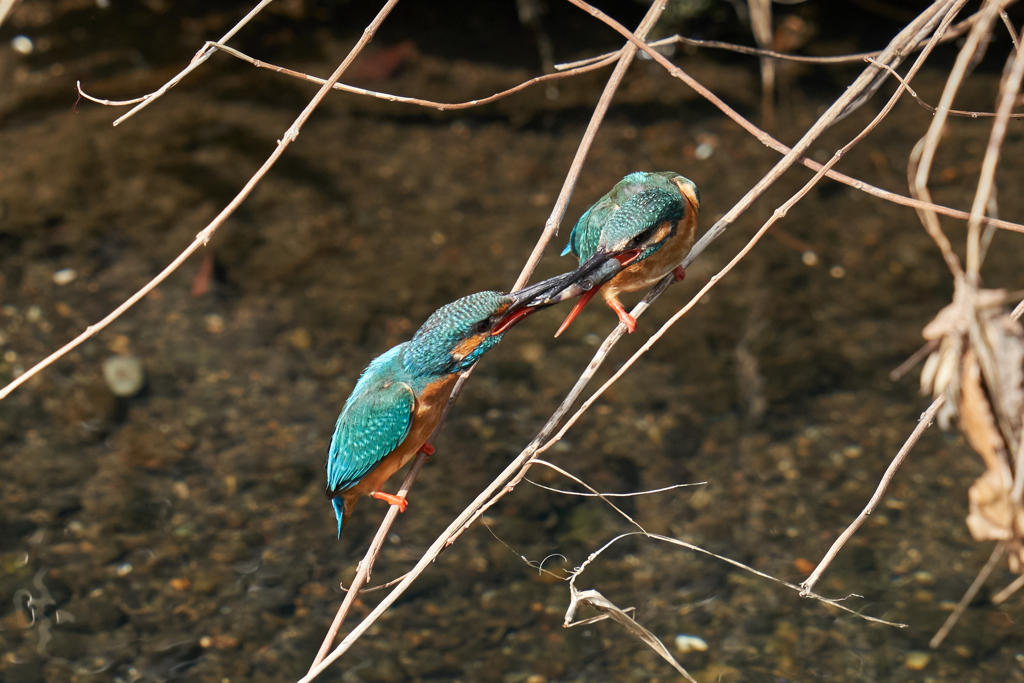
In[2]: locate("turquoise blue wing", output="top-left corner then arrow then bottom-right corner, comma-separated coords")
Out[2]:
564,198 -> 615,261
562,204 -> 594,257
326,380 -> 415,493
564,173 -> 652,260
326,348 -> 416,494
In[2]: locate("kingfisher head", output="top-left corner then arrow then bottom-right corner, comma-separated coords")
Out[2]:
402,287 -> 553,377
537,173 -> 702,309
595,172 -> 700,269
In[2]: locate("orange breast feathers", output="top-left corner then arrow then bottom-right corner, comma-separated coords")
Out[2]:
604,213 -> 698,300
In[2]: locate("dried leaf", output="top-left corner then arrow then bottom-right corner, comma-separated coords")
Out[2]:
970,300 -> 1024,454
959,350 -> 1011,478
565,588 -> 698,683
916,278 -> 1024,578
966,469 -> 1015,542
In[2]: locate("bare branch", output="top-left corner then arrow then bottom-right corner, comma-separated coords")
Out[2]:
1001,9 -> 1022,51
128,41 -> 619,112
556,12 -> 979,71
911,0 -> 1010,278
526,459 -> 651,531
966,22 -> 1024,276
799,397 -> 945,594
568,533 -> 906,628
866,56 -> 1024,118
512,1 -> 668,292
930,541 -> 1007,647
525,470 -> 704,497
992,571 -> 1024,603
0,0 -> 401,403
112,0 -> 275,125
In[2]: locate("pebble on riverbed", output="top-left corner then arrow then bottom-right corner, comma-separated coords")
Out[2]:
52,268 -> 77,285
904,651 -> 931,670
674,634 -> 708,653
102,356 -> 145,397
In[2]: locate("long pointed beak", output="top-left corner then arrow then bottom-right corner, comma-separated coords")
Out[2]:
522,252 -> 626,308
491,279 -> 565,335
548,248 -> 645,336
495,245 -> 643,337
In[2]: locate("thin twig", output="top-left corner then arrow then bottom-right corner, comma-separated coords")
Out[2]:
930,541 -> 1007,648
911,0 -> 1009,278
0,0 -> 399,403
525,475 -> 704,497
527,459 -> 650,531
483,524 -> 573,581
890,340 -> 940,381
748,0 -> 776,126
992,571 -> 1024,604
568,532 -> 905,628
966,21 -> 1024,276
512,1 -> 668,292
1001,9 -> 1022,51
555,13 -> 979,71
112,0 -> 275,125
79,41 -> 619,112
800,397 -> 945,594
866,56 -> 1024,118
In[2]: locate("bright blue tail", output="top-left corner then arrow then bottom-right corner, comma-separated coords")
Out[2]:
332,498 -> 345,539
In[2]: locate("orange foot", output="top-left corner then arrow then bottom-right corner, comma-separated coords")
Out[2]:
606,298 -> 637,333
419,443 -> 435,461
371,491 -> 408,513
673,265 -> 685,282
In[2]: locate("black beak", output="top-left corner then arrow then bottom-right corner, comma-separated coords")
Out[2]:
520,250 -> 632,308
491,279 -> 566,335
492,247 -> 641,335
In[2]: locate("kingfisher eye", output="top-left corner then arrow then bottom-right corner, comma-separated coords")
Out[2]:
473,319 -> 490,335
632,227 -> 654,245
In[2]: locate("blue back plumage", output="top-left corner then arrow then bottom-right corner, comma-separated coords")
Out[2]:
327,345 -> 414,495
326,291 -> 516,536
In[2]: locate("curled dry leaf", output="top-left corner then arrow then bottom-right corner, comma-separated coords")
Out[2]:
919,276 -> 1024,571
564,587 -> 698,683
959,349 -> 1014,481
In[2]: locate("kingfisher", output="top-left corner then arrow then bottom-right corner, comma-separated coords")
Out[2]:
554,171 -> 701,336
325,285 -> 560,536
